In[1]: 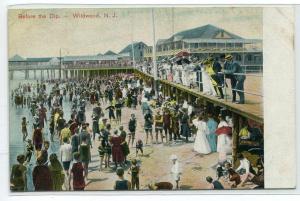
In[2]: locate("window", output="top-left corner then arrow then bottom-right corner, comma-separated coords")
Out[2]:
217,43 -> 225,48
221,31 -> 224,38
235,43 -> 243,48
247,54 -> 253,61
227,43 -> 233,48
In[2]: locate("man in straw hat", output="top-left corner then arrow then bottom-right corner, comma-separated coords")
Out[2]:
223,54 -> 246,104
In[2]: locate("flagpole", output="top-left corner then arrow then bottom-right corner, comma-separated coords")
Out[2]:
131,12 -> 135,68
151,8 -> 158,97
131,41 -> 135,68
59,48 -> 62,79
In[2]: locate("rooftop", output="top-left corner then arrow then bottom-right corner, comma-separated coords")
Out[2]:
9,54 -> 26,62
119,41 -> 148,54
104,50 -> 118,56
63,54 -> 119,62
157,24 -> 244,45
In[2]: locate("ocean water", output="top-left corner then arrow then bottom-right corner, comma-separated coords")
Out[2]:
9,70 -> 71,191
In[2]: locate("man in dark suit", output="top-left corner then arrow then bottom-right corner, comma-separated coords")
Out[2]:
223,54 -> 246,104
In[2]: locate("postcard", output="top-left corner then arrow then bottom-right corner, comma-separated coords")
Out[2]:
7,5 -> 296,192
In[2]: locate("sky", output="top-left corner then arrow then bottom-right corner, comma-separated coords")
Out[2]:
8,7 -> 262,58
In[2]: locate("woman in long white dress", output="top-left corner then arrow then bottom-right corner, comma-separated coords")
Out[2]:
173,65 -> 181,84
201,64 -> 216,96
192,116 -> 211,154
217,115 -> 233,163
182,68 -> 189,86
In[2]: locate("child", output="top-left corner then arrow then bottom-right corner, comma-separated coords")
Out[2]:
128,159 -> 140,190
25,139 -> 34,164
21,117 -> 28,142
228,168 -> 241,188
216,164 -> 225,180
206,176 -> 224,190
170,154 -> 181,189
70,152 -> 85,191
119,126 -> 127,139
114,167 -> 131,190
98,144 -> 105,171
136,139 -> 143,156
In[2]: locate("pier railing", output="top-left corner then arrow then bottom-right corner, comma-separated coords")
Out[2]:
197,71 -> 263,99
137,66 -> 263,100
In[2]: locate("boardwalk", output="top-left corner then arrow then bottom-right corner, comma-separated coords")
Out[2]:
136,69 -> 263,124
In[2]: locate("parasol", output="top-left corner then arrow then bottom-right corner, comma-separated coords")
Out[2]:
215,126 -> 232,136
176,51 -> 190,57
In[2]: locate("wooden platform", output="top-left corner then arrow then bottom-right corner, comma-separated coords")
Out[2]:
134,69 -> 263,124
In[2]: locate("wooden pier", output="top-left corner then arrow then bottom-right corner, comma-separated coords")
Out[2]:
134,69 -> 263,124
134,69 -> 263,166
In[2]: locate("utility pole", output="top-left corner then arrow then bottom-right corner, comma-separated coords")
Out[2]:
151,8 -> 158,97
59,48 -> 62,79
131,12 -> 136,68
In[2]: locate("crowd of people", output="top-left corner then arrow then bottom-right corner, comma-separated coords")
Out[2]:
137,53 -> 246,104
10,69 -> 263,192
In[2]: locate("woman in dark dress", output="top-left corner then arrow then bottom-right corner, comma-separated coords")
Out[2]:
32,157 -> 53,191
48,153 -> 64,191
32,127 -> 43,153
71,152 -> 85,191
110,130 -> 124,168
171,111 -> 180,141
163,110 -> 172,142
180,109 -> 190,142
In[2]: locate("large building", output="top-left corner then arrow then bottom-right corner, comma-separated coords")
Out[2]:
63,54 -> 120,68
119,41 -> 148,62
9,53 -> 132,70
144,24 -> 262,72
9,54 -> 60,69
